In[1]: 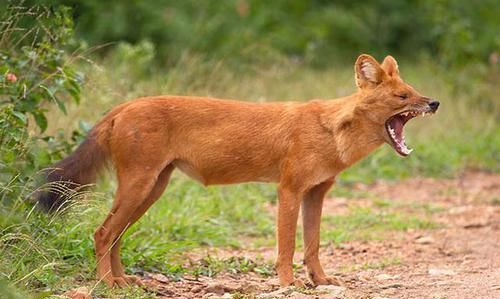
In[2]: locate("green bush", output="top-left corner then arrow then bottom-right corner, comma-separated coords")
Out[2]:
21,0 -> 500,67
0,4 -> 84,190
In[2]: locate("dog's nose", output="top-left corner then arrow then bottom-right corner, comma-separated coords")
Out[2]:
428,100 -> 440,112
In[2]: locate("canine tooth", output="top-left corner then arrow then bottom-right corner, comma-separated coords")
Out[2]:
402,112 -> 408,117
422,112 -> 425,117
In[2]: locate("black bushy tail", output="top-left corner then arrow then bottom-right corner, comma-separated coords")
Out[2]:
36,128 -> 110,212
36,102 -> 133,212
36,99 -> 137,211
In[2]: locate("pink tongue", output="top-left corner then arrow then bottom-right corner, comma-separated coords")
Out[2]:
391,116 -> 404,142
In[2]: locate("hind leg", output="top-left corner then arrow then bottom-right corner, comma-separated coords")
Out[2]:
94,164 -> 167,287
110,164 -> 175,285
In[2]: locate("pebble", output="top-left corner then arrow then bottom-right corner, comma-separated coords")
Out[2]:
150,272 -> 170,283
428,268 -> 456,276
415,236 -> 435,244
316,285 -> 347,297
375,274 -> 400,281
256,287 -> 293,299
288,291 -> 310,299
206,283 -> 226,295
380,283 -> 404,289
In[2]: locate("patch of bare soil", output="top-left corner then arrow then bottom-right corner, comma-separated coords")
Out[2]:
139,171 -> 500,299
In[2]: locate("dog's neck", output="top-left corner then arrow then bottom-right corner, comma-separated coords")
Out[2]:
318,94 -> 385,167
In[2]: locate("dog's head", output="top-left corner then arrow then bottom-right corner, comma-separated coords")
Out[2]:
354,54 -> 439,157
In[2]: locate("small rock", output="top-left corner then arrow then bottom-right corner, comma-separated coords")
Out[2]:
463,221 -> 489,229
64,287 -> 90,299
448,206 -> 470,214
434,280 -> 460,286
380,283 -> 403,289
150,273 -> 170,283
316,285 -> 347,297
374,274 -> 400,281
206,283 -> 226,295
428,268 -> 456,276
357,270 -> 374,281
204,293 -> 230,299
288,291 -> 310,299
415,236 -> 434,244
256,287 -> 293,299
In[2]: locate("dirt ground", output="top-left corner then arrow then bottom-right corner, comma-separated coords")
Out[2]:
101,171 -> 499,299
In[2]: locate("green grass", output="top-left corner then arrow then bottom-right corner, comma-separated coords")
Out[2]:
0,175 -> 276,297
1,53 -> 498,297
339,256 -> 403,273
321,207 -> 438,245
188,256 -> 275,278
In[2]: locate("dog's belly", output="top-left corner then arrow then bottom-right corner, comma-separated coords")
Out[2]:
172,158 -> 280,185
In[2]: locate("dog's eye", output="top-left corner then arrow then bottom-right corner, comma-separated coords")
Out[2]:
396,93 -> 408,100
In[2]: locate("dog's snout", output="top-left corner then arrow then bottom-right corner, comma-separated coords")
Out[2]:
428,100 -> 440,112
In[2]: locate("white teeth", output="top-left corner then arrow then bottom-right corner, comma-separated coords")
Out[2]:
422,112 -> 425,117
402,112 -> 409,117
401,147 -> 413,155
388,126 -> 396,139
388,124 -> 413,155
398,142 -> 413,155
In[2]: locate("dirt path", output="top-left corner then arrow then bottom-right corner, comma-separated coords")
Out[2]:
139,171 -> 500,299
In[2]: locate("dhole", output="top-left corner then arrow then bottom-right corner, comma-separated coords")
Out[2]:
37,54 -> 439,287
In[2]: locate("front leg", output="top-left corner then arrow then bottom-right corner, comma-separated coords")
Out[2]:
276,185 -> 305,287
302,180 -> 341,286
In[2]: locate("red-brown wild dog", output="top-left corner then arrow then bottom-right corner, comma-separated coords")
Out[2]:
37,54 -> 439,288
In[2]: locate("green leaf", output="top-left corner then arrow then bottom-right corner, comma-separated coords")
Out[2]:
11,111 -> 27,124
66,79 -> 81,104
2,150 -> 15,163
32,111 -> 48,132
39,84 -> 67,114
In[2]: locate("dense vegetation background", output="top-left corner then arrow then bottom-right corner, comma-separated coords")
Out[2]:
19,0 -> 500,67
0,1 -> 498,298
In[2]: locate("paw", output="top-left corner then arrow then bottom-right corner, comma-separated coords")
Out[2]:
293,278 -> 306,288
102,275 -> 143,288
111,276 -> 130,288
279,278 -> 305,288
310,275 -> 341,286
123,274 -> 144,285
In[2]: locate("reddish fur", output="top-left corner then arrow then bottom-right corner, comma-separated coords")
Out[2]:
39,54 -> 435,287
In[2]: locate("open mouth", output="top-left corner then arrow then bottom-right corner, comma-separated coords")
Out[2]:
385,110 -> 432,157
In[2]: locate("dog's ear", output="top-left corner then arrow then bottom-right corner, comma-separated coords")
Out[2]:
381,55 -> 399,78
354,54 -> 387,89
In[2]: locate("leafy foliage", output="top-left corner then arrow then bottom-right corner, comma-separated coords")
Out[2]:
22,0 -> 500,67
0,4 -> 85,187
